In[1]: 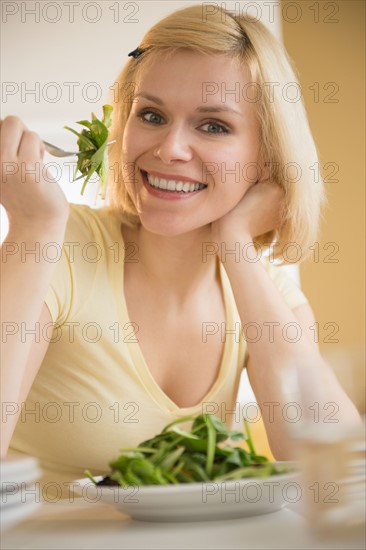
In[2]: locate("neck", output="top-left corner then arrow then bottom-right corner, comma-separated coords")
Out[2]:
121,223 -> 219,302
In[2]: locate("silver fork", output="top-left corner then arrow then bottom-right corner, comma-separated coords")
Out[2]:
43,140 -> 116,157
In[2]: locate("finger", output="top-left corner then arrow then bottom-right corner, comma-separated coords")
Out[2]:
18,130 -> 44,162
0,116 -> 29,158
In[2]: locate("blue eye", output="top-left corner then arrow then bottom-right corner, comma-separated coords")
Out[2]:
200,122 -> 229,134
137,110 -> 164,125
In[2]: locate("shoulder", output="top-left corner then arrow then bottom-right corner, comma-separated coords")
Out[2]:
64,203 -> 122,245
66,203 -> 109,233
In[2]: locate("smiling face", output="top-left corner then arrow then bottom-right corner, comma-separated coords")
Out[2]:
121,49 -> 265,236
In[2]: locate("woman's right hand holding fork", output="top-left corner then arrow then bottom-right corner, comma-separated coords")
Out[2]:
0,116 -> 69,232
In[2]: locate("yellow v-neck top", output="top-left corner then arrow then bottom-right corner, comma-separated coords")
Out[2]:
9,204 -> 308,490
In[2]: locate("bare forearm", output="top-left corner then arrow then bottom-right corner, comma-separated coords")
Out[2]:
1,223 -> 66,404
0,115 -> 70,444
219,238 -> 318,363
218,237 -> 361,458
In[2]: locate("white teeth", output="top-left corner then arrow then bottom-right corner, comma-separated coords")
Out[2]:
146,172 -> 206,193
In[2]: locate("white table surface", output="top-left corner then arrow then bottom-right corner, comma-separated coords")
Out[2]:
1,498 -> 365,550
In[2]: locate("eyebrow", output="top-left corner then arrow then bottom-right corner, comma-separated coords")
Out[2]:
133,92 -> 244,118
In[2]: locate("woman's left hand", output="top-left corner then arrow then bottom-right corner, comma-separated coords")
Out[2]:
211,180 -> 285,243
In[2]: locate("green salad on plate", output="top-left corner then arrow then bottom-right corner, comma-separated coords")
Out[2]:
85,414 -> 290,487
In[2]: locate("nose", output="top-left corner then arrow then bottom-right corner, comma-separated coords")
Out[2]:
153,125 -> 193,164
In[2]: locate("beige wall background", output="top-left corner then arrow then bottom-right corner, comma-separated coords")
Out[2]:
282,0 -> 365,354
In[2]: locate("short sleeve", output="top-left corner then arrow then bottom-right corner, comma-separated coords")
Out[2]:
44,204 -> 100,326
44,243 -> 73,326
263,259 -> 308,309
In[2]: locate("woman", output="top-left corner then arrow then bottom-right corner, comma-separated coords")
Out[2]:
1,5 -> 360,491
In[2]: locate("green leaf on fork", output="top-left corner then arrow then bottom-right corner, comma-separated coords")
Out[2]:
64,104 -> 113,199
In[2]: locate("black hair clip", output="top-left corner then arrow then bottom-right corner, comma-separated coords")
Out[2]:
128,47 -> 144,59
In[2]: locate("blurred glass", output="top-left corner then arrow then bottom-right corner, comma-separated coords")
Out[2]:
279,348 -> 365,544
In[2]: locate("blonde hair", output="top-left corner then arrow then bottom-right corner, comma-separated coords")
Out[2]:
107,4 -> 324,262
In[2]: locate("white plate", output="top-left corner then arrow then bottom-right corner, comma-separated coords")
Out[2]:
73,464 -> 300,522
1,456 -> 42,489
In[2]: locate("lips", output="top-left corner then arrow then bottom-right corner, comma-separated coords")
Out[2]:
143,170 -> 207,193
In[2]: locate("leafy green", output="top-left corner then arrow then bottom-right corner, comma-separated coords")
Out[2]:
64,104 -> 113,198
86,414 -> 291,487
